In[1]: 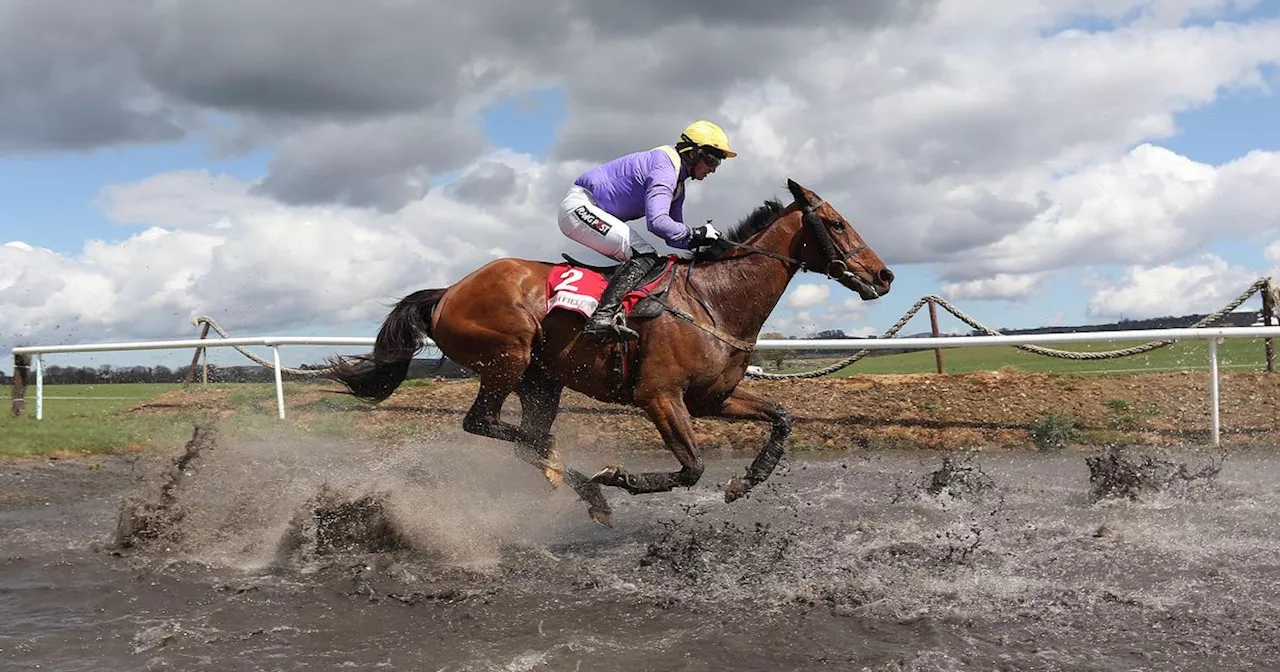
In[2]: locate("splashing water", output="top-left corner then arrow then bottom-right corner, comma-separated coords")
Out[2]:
5,429 -> 1280,671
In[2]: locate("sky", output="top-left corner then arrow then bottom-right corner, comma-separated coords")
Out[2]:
4,0 -> 1280,375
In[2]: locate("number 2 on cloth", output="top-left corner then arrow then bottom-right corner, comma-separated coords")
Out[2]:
553,268 -> 584,293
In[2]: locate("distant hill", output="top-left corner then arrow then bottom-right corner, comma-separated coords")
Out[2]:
987,310 -> 1260,335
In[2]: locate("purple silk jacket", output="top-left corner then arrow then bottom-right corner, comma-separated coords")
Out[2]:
572,146 -> 692,249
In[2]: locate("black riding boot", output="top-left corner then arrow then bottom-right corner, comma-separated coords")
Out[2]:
582,254 -> 659,342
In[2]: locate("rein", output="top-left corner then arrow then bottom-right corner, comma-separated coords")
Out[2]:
716,199 -> 880,297
663,198 -> 879,352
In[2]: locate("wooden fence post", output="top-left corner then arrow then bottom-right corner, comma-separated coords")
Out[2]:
1264,278 -> 1276,374
183,322 -> 211,385
11,353 -> 28,417
929,298 -> 945,374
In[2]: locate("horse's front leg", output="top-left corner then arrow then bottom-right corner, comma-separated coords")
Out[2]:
709,387 -> 792,503
592,392 -> 705,495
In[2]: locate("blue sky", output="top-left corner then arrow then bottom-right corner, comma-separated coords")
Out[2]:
0,143 -> 271,253
4,1 -> 1280,376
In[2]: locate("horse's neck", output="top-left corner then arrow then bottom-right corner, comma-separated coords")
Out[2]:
682,213 -> 804,340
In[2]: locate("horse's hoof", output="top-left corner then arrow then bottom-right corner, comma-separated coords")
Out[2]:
591,465 -> 622,485
724,476 -> 749,503
589,507 -> 615,528
542,464 -> 565,489
538,454 -> 565,489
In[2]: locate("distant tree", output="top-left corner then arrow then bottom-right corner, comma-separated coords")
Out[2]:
810,329 -> 848,340
759,331 -> 796,370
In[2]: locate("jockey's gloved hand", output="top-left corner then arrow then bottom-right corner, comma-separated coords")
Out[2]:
690,223 -> 722,249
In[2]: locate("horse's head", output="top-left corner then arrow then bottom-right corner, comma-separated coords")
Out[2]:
786,179 -> 893,300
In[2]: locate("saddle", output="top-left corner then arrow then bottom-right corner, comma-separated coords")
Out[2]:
547,253 -> 679,321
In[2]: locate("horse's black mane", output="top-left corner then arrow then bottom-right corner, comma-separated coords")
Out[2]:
724,198 -> 787,243
691,197 -> 788,262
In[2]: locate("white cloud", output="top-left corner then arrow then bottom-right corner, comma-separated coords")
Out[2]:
786,284 -> 831,309
762,310 -> 818,338
1265,238 -> 1280,268
96,170 -> 270,232
845,326 -> 881,338
1085,254 -> 1263,319
0,228 -> 221,344
942,273 -> 1045,302
936,144 -> 1280,283
1,151 -> 576,348
761,289 -> 877,337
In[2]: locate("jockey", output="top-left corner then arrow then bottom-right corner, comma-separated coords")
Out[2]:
557,119 -> 737,341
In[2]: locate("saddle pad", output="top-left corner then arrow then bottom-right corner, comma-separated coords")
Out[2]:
546,257 -> 675,318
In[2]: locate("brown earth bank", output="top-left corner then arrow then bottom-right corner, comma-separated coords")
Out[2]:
134,369 -> 1280,454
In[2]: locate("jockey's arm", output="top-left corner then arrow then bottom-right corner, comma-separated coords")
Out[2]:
642,175 -> 692,249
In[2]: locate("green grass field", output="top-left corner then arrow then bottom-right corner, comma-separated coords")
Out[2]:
765,337 -> 1273,376
1,383 -> 193,457
0,382 -> 342,458
0,380 -> 439,458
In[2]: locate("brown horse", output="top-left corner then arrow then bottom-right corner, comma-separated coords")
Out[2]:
329,179 -> 894,526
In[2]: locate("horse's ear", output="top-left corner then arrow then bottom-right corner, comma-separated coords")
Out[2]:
786,178 -> 809,205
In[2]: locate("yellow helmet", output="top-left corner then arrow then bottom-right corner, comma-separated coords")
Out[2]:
679,120 -> 737,158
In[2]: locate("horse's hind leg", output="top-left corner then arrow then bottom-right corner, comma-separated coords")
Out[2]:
459,351 -> 614,526
515,365 -> 614,526
461,367 -> 528,445
592,391 -> 705,495
515,365 -> 566,486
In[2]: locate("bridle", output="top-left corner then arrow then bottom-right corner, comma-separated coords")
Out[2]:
668,197 -> 881,352
714,199 -> 882,299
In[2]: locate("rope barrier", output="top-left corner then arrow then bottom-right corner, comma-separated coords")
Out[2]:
746,277 -> 1275,379
189,316 -> 339,376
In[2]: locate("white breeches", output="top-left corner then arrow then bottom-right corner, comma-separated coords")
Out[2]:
557,185 -> 656,262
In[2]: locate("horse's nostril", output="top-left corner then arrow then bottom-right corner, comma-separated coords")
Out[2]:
879,269 -> 895,284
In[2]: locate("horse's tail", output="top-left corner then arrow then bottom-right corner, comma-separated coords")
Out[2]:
328,287 -> 448,402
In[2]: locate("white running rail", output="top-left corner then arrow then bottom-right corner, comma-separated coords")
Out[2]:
14,326 -> 1280,444
13,337 -> 374,423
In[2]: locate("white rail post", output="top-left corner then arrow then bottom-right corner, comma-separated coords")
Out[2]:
1209,337 -> 1221,446
272,345 -> 286,420
35,355 -> 44,421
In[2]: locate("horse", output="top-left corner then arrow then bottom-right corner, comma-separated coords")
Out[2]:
328,179 -> 894,526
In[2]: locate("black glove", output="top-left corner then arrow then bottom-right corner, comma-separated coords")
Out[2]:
704,238 -> 734,258
690,223 -> 723,249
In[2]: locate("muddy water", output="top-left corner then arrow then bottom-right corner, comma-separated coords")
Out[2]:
2,434 -> 1279,671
